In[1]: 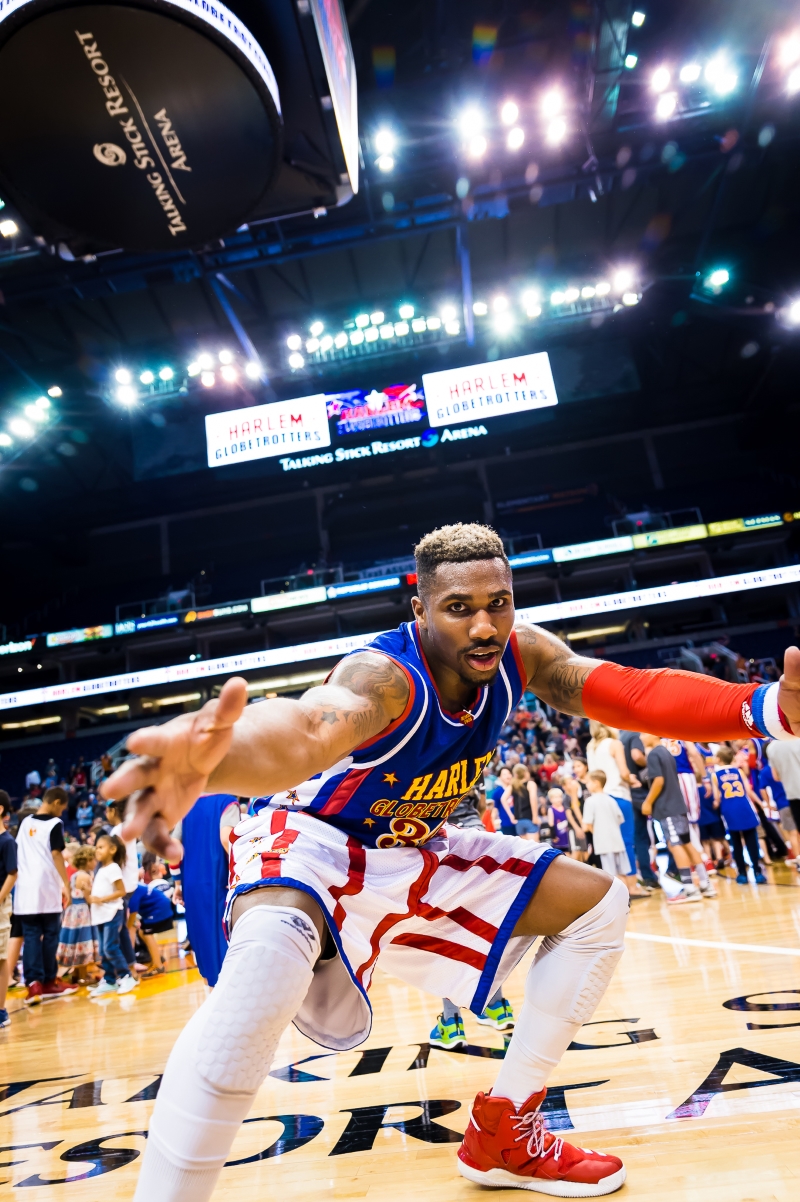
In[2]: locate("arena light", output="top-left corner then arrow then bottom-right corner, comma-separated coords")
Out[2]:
441,304 -> 458,322
444,320 -> 460,336
114,367 -> 132,385
35,396 -> 50,411
355,313 -> 370,328
550,290 -> 565,305
350,330 -> 364,345
0,433 -> 12,447
613,267 -> 635,292
705,267 -> 730,289
394,321 -> 409,336
24,403 -> 47,422
288,353 -> 304,369
655,92 -> 678,120
159,366 -> 174,381
188,362 -> 201,377
398,304 -> 414,319
116,385 -> 137,405
788,66 -> 800,96
245,361 -> 262,379
522,287 -> 541,306
2,715 -> 61,729
197,353 -> 214,370
286,334 -> 302,350
370,311 -> 385,325
218,350 -> 233,364
500,100 -> 519,125
541,88 -> 562,118
581,285 -> 596,298
651,66 -> 671,93
411,317 -> 427,332
468,135 -> 488,158
374,128 -> 396,156
426,316 -> 442,330
492,295 -> 509,312
622,292 -> 640,306
493,312 -> 515,336
319,334 -> 334,350
625,54 -> 638,69
47,386 -> 62,398
595,280 -> 611,295
365,327 -> 379,342
473,301 -> 488,316
784,299 -> 800,325
631,10 -> 645,26
201,371 -> 216,387
458,107 -> 484,138
377,155 -> 394,173
309,321 -> 324,337
0,218 -> 18,237
705,55 -> 737,95
220,365 -> 238,382
306,338 -> 320,353
679,62 -> 702,83
507,127 -> 525,150
140,370 -> 155,384
334,332 -> 348,348
545,118 -> 567,144
779,31 -> 800,67
9,417 -> 33,437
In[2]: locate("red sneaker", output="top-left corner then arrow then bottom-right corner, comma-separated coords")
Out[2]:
457,1089 -> 626,1196
42,979 -> 79,998
24,981 -> 43,1006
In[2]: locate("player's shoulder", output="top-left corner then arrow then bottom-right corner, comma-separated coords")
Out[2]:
328,648 -> 411,705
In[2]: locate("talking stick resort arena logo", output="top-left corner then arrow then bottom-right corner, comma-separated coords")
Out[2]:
76,30 -> 188,237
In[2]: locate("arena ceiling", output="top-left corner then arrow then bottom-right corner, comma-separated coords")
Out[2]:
2,0 -> 800,637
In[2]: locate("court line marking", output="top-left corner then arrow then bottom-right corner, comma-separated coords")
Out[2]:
626,931 -> 800,957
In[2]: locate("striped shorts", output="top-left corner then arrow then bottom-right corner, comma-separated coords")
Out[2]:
226,807 -> 559,1051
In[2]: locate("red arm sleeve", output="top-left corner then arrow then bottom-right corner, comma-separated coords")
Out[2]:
581,660 -> 759,740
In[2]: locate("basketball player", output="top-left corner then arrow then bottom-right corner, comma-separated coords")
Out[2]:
102,525 -> 800,1200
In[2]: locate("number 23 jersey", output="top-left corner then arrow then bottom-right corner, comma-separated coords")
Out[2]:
250,621 -> 527,848
712,765 -> 758,830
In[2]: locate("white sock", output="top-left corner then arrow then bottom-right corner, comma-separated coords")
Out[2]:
491,877 -> 629,1109
694,861 -> 709,887
133,905 -> 319,1202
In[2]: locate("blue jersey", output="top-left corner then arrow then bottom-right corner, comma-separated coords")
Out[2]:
698,774 -> 718,827
713,766 -> 758,831
129,882 -> 173,924
670,741 -> 694,775
250,622 -> 527,848
759,763 -> 787,807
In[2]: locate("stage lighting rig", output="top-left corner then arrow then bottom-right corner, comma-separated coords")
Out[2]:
0,0 -> 357,255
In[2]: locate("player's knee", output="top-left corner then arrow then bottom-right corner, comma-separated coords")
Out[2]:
230,884 -> 326,942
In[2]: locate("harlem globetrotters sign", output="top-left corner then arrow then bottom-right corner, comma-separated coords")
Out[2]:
422,352 -> 559,428
0,0 -> 282,250
205,396 -> 332,467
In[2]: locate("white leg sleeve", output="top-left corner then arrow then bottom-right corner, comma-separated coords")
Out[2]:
492,876 -> 629,1108
133,905 -> 319,1202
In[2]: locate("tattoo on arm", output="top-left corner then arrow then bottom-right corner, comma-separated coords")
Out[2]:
302,652 -> 410,750
514,622 -> 597,716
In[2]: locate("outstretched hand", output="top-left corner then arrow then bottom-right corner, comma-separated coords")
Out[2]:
100,676 -> 248,857
778,646 -> 800,736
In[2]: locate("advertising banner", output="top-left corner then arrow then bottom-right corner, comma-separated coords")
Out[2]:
205,395 -> 331,467
422,352 -> 558,428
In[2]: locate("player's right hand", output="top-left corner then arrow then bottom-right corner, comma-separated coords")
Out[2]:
100,676 -> 247,857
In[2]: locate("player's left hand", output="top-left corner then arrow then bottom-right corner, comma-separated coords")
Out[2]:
778,646 -> 800,736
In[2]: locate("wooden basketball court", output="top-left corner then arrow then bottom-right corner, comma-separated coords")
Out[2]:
3,867 -> 800,1200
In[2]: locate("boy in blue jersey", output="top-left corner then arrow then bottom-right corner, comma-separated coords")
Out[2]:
105,523 -> 800,1201
760,756 -> 800,864
711,746 -> 766,883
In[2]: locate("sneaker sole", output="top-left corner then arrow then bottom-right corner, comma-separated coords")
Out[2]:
429,1037 -> 467,1049
457,1159 -> 626,1196
475,1017 -> 515,1030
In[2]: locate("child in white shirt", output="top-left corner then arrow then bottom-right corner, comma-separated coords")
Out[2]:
87,834 -> 139,996
582,770 -> 650,898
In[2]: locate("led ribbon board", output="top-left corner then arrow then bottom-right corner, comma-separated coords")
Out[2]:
3,563 -> 800,712
0,0 -> 282,249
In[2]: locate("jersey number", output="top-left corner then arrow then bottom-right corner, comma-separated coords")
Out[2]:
722,779 -> 745,799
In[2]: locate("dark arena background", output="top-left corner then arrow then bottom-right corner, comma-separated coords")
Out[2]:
2,0 -> 800,1197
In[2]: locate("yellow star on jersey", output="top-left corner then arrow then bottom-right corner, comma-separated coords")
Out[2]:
363,817 -> 376,827
383,772 -> 400,787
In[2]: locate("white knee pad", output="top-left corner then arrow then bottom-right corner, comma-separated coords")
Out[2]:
135,905 -> 319,1198
529,875 -> 628,1024
195,904 -> 319,1092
